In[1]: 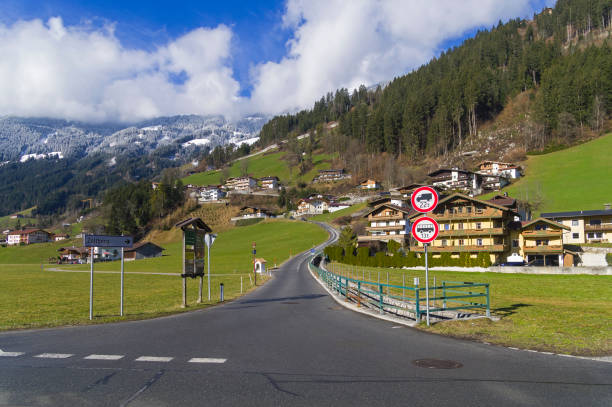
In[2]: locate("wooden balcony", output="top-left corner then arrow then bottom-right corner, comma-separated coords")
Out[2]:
367,214 -> 404,221
523,245 -> 563,254
438,227 -> 505,237
366,225 -> 404,232
431,212 -> 504,221
584,224 -> 612,232
522,230 -> 563,237
411,244 -> 505,253
358,234 -> 407,242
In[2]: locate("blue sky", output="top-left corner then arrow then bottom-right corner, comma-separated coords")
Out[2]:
0,0 -> 556,122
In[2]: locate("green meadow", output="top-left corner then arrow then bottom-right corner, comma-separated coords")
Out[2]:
489,133 -> 612,215
332,263 -> 611,356
309,202 -> 368,224
183,151 -> 336,186
0,220 -> 328,330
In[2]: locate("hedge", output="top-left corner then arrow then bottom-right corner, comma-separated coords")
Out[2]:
323,244 -> 492,268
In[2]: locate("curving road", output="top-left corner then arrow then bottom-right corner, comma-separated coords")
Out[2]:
0,223 -> 610,406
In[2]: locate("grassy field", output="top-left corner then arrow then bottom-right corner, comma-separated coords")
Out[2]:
332,263 -> 611,356
0,238 -> 83,264
309,202 -> 368,223
0,207 -> 37,229
0,220 -> 328,330
484,133 -> 612,215
183,151 -> 336,187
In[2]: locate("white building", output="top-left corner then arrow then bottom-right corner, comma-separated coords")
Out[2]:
260,176 -> 280,190
199,186 -> 226,202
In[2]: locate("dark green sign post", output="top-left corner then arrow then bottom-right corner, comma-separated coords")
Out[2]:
175,218 -> 212,307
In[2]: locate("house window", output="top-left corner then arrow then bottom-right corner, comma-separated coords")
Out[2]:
466,207 -> 472,214
475,222 -> 482,230
590,219 -> 601,226
596,232 -> 603,238
459,239 -> 464,245
587,233 -> 595,239
444,223 -> 450,230
512,240 -> 519,248
572,233 -> 579,239
476,239 -> 483,246
475,207 -> 483,214
535,224 -> 547,231
458,223 -> 463,230
457,207 -> 463,213
571,219 -> 579,226
442,239 -> 447,247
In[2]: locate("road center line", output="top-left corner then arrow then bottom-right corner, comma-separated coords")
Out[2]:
135,356 -> 173,362
34,353 -> 73,359
84,354 -> 124,360
188,358 -> 227,363
0,351 -> 25,357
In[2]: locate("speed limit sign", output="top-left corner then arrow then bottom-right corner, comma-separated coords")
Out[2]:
411,216 -> 439,244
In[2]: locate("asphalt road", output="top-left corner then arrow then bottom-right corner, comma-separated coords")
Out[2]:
0,223 -> 610,406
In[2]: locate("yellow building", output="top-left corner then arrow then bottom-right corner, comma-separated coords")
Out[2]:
519,218 -> 571,266
408,193 -> 518,264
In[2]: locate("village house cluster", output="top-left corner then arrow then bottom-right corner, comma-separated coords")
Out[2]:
358,184 -> 611,267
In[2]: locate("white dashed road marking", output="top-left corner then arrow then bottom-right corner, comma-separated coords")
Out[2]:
0,351 -> 25,357
84,354 -> 124,360
188,358 -> 227,364
34,353 -> 73,359
135,356 -> 174,362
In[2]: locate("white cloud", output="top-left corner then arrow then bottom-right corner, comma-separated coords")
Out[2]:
248,0 -> 542,114
0,2 -> 551,122
0,17 -> 241,122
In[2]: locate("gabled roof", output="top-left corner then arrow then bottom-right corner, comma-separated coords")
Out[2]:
521,217 -> 570,230
487,195 -> 517,208
260,176 -> 279,181
125,241 -> 165,252
175,217 -> 212,232
408,192 -> 513,219
363,203 -> 414,218
476,160 -> 514,167
428,168 -> 477,177
541,209 -> 612,218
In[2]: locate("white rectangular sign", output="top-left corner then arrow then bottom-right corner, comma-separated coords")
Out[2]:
84,234 -> 133,248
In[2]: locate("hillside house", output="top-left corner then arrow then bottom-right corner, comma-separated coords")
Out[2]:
58,246 -> 89,263
10,214 -> 24,219
359,179 -> 381,190
7,229 -> 51,245
199,185 -> 226,202
481,174 -> 510,191
518,218 -> 570,266
54,234 -> 69,241
225,176 -> 258,192
124,242 -> 165,260
428,168 -> 483,195
312,169 -> 351,183
232,206 -> 275,221
358,204 -> 413,245
541,208 -> 612,244
260,176 -> 280,190
477,161 -> 521,179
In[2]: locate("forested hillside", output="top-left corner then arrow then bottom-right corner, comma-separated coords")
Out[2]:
259,0 -> 612,158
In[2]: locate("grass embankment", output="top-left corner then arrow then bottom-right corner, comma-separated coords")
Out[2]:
0,220 -> 328,330
332,263 -> 611,356
309,202 -> 368,224
183,151 -> 336,187
488,133 -> 612,215
0,207 -> 36,229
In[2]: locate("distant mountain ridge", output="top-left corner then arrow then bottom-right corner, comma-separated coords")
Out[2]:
0,114 -> 269,162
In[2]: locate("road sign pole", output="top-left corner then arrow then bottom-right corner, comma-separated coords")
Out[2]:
120,247 -> 124,316
207,242 -> 211,301
89,247 -> 94,320
182,231 -> 186,308
425,243 -> 430,326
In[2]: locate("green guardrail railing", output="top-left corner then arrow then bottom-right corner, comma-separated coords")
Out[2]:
309,254 -> 490,322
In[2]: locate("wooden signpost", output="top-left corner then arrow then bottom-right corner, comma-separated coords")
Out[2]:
175,218 -> 212,307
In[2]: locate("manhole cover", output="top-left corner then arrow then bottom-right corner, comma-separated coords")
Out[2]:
281,301 -> 299,304
412,359 -> 463,369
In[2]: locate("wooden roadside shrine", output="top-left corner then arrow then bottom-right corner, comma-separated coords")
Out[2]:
175,217 -> 212,307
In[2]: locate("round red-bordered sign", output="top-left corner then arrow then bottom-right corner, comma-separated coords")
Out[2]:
411,186 -> 439,213
411,216 -> 439,244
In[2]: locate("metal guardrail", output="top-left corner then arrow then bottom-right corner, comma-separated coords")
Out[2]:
310,255 -> 490,322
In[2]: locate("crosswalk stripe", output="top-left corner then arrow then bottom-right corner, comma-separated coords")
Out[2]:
84,354 -> 124,360
135,356 -> 173,362
34,353 -> 73,359
188,358 -> 227,364
0,351 -> 25,357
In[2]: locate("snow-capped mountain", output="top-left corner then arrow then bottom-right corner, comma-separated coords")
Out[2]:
0,114 -> 269,162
